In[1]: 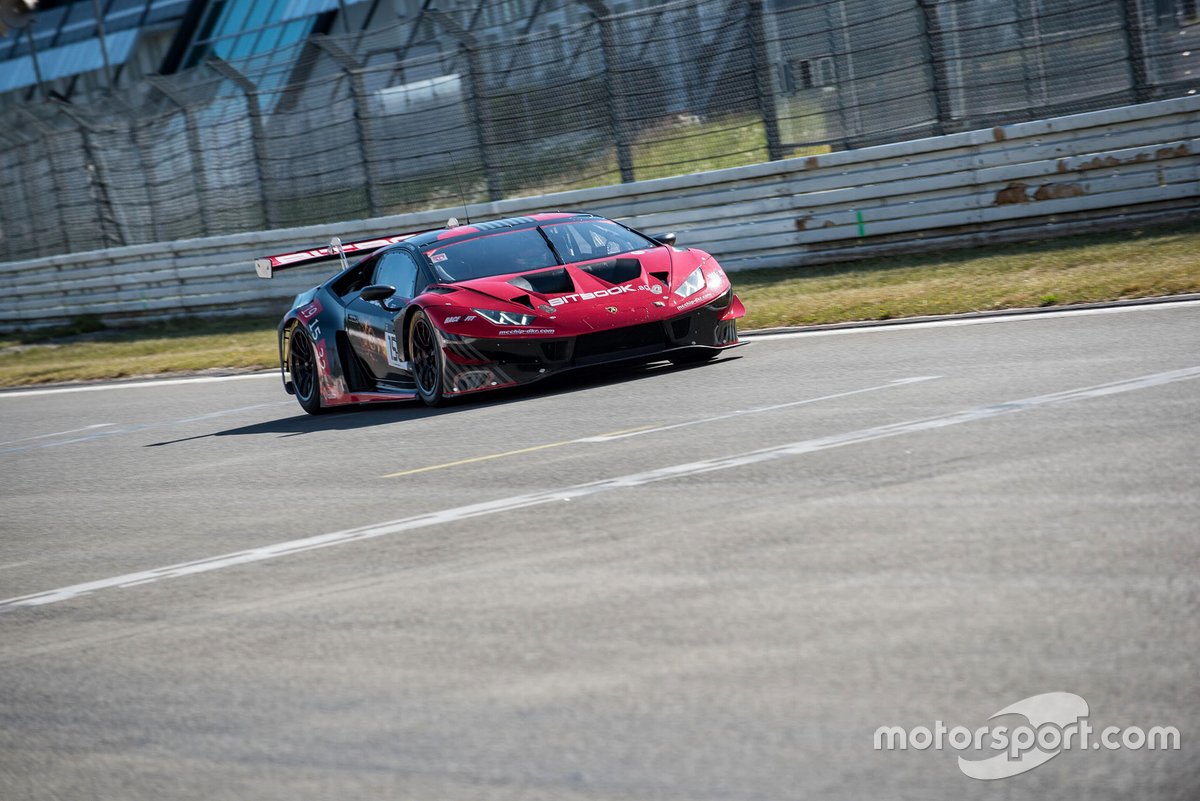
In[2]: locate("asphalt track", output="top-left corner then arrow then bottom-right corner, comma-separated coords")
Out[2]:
1,301 -> 1197,800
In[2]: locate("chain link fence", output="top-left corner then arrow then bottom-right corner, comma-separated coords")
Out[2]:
1,0 -> 1196,262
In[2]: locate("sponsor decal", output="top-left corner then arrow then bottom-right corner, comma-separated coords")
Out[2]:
297,298 -> 323,322
649,284 -> 662,295
496,328 -> 556,336
313,339 -> 328,372
431,252 -> 448,263
549,283 -> 651,307
385,332 -> 405,368
606,306 -> 618,314
677,291 -> 716,311
464,314 -> 477,322
444,315 -> 463,324
539,304 -> 556,314
653,301 -> 666,307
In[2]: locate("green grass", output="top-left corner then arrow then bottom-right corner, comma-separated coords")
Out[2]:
1,221 -> 1198,387
733,221 -> 1200,329
0,315 -> 280,387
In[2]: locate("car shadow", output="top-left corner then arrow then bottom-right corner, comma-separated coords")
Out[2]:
145,355 -> 742,447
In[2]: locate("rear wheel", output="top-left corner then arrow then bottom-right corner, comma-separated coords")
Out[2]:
409,311 -> 446,407
288,326 -> 324,415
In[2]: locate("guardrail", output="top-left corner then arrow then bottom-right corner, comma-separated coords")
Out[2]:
1,96 -> 1196,331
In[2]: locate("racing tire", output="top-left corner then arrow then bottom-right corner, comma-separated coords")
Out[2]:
409,310 -> 446,407
288,325 -> 325,415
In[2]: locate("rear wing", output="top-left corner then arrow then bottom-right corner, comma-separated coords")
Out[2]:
253,233 -> 417,279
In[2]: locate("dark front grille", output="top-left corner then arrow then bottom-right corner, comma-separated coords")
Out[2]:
539,340 -> 569,362
670,316 -> 693,340
574,321 -> 667,365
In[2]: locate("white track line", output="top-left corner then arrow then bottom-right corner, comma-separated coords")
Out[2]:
743,299 -> 1200,341
3,364 -> 1197,611
0,402 -> 291,455
0,371 -> 276,399
0,423 -> 113,446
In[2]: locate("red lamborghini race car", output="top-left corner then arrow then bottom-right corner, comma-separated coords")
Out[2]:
254,212 -> 745,413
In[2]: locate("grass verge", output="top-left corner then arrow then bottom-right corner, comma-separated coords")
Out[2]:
734,221 -> 1200,328
1,221 -> 1197,387
0,315 -> 280,387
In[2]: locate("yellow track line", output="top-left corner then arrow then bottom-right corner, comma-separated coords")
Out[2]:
380,425 -> 656,478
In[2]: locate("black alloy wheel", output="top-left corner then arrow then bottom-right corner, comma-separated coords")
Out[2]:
289,326 -> 324,414
409,311 -> 445,407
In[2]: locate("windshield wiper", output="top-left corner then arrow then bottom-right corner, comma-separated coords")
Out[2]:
535,227 -> 565,265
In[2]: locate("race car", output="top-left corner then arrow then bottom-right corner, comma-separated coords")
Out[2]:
254,212 -> 745,413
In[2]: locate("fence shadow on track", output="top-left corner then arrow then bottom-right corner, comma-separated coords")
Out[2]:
143,356 -> 742,447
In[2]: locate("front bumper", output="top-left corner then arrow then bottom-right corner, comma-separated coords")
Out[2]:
437,290 -> 744,396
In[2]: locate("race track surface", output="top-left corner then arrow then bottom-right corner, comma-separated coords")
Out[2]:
1,302 -> 1197,800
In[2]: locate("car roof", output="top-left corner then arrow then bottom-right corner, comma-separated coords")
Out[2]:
404,211 -> 602,249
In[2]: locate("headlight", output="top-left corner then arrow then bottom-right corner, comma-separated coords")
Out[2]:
674,266 -> 705,299
473,308 -> 537,326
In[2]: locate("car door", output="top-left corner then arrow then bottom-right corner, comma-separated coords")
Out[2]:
345,249 -> 421,381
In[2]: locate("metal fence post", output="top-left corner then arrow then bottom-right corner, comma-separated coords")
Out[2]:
916,0 -> 952,135
52,102 -> 126,249
207,56 -> 274,229
427,10 -> 502,202
747,0 -> 784,161
146,75 -> 212,238
0,130 -> 20,261
13,108 -> 75,254
312,35 -> 382,218
576,0 -> 635,183
1121,0 -> 1153,103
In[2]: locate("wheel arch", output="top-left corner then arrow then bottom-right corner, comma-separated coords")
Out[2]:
398,302 -> 427,361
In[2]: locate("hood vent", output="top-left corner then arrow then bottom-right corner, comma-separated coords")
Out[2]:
580,257 -> 642,285
510,294 -> 535,310
509,268 -> 574,295
649,270 -> 670,288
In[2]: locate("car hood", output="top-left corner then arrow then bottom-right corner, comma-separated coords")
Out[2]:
420,246 -> 728,336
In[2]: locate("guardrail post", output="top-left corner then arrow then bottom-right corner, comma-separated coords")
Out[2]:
206,56 -> 274,229
575,0 -> 635,183
312,35 -> 382,218
147,75 -> 212,238
747,0 -> 784,161
427,10 -> 503,202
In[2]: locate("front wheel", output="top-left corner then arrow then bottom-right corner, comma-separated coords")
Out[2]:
288,326 -> 325,415
409,310 -> 446,407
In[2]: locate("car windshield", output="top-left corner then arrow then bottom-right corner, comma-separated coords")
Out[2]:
541,220 -> 658,263
422,220 -> 659,282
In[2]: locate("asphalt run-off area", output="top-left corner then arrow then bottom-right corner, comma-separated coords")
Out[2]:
1,301 -> 1197,800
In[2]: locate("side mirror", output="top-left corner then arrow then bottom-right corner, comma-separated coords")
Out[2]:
655,232 -> 677,247
360,284 -> 397,303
